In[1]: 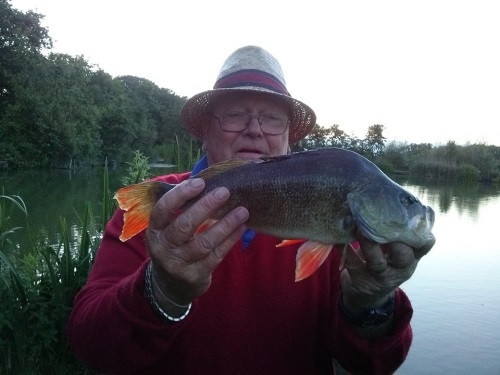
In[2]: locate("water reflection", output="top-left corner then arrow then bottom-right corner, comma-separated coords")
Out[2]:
392,177 -> 500,374
2,167 -> 123,252
1,166 -> 177,251
394,175 -> 500,220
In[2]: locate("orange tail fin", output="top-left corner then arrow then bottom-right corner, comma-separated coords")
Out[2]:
295,241 -> 333,282
114,181 -> 160,242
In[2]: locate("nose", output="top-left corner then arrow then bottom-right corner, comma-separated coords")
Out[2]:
243,116 -> 263,135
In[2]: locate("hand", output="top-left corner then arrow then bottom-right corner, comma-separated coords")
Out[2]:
340,230 -> 435,315
146,178 -> 249,314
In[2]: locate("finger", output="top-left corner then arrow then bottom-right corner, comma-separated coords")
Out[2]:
213,225 -> 247,259
356,234 -> 387,275
161,186 -> 231,249
193,207 -> 249,259
186,207 -> 249,279
385,242 -> 415,269
149,178 -> 205,231
414,237 -> 436,260
343,243 -> 365,270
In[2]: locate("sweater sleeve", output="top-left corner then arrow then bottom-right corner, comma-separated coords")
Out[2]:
330,287 -> 414,375
67,174 -> 192,374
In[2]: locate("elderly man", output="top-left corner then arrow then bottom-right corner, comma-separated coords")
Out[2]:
68,45 -> 434,374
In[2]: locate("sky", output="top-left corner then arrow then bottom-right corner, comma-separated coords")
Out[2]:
9,0 -> 500,146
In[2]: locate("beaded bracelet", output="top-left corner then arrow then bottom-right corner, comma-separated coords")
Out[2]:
151,270 -> 191,309
145,262 -> 192,323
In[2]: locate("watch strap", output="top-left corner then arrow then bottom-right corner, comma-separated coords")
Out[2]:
340,291 -> 396,327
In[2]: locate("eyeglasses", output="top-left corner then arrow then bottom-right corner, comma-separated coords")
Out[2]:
212,111 -> 290,135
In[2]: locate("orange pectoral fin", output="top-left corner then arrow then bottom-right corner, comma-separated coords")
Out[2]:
194,219 -> 218,236
295,241 -> 333,282
276,239 -> 307,248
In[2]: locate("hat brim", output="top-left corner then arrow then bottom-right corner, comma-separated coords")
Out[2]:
180,87 -> 316,144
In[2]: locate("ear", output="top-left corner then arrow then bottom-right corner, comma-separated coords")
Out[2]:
201,141 -> 208,152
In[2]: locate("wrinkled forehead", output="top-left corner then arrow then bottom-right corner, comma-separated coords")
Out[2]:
209,91 -> 291,115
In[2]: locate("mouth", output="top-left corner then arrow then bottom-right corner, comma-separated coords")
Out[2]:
234,149 -> 265,159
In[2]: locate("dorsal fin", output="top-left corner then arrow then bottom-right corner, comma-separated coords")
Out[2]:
196,158 -> 253,179
259,154 -> 292,163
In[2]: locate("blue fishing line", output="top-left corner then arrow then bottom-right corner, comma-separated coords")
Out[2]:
190,155 -> 255,249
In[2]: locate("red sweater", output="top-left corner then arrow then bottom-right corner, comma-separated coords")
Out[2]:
67,172 -> 413,374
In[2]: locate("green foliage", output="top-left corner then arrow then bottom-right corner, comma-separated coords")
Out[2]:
456,164 -> 481,182
364,124 -> 386,158
0,194 -> 27,251
456,143 -> 499,181
175,135 -> 200,173
1,0 -> 52,113
100,158 -> 115,229
374,158 -> 395,175
1,2 -> 190,169
151,143 -> 177,164
292,123 -> 387,160
0,155 -> 131,374
409,161 -> 481,182
380,142 -> 409,171
0,193 -> 96,373
120,150 -> 152,186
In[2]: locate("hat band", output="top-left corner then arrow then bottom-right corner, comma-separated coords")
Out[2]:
214,69 -> 290,96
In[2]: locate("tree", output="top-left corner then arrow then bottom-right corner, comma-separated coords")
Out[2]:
364,124 -> 386,158
0,0 -> 52,107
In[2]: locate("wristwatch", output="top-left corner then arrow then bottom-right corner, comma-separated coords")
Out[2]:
340,292 -> 395,327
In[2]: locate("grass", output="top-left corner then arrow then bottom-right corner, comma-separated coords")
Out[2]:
0,166 -> 117,374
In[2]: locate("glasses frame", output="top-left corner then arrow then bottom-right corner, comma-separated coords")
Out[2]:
212,112 -> 290,135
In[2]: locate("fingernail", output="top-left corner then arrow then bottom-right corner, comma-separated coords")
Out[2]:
235,207 -> 249,221
213,187 -> 229,200
189,178 -> 204,188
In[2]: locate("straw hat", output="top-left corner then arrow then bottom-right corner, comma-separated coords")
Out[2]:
180,45 -> 316,144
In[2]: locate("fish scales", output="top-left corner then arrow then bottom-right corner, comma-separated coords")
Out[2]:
191,148 -> 394,244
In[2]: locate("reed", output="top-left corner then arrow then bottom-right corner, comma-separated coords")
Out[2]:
101,158 -> 117,229
175,135 -> 200,173
0,194 -> 96,373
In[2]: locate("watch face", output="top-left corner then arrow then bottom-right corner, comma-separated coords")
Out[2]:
361,312 -> 390,327
340,291 -> 395,327
360,297 -> 395,327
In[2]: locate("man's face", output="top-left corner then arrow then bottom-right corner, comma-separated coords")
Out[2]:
202,92 -> 290,165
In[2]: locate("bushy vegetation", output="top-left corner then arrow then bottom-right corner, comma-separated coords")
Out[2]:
0,196 -> 99,373
384,141 -> 499,182
298,126 -> 500,183
0,0 -> 193,169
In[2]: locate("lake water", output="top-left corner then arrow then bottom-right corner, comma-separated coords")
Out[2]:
397,179 -> 500,374
1,168 -> 500,374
